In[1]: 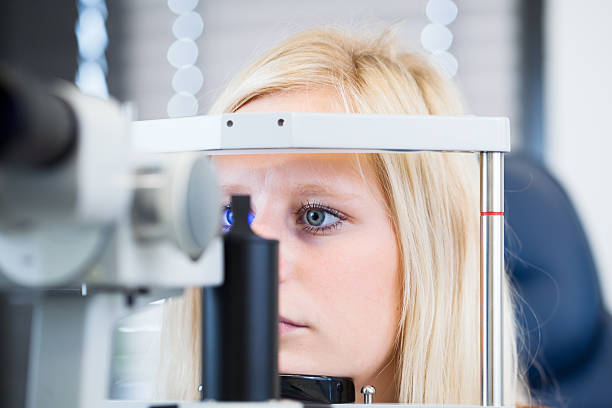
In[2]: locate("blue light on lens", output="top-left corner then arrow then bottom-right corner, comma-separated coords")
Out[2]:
224,207 -> 233,226
223,207 -> 254,231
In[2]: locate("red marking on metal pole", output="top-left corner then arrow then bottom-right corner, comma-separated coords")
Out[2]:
480,211 -> 504,216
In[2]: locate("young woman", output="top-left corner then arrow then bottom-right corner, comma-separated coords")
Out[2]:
156,27 -> 525,405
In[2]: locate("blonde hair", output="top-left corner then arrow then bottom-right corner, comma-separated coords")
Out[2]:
157,27 -> 524,405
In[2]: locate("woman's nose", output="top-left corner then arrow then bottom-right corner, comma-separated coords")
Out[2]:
250,216 -> 278,242
250,218 -> 291,284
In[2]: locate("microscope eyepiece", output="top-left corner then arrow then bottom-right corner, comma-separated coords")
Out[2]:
0,65 -> 77,167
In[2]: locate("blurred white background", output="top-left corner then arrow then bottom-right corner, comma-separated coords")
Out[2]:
546,0 -> 612,318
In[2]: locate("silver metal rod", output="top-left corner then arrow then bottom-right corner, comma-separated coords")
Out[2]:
360,385 -> 375,404
480,152 -> 504,407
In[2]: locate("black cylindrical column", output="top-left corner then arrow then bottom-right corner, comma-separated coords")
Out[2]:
204,195 -> 279,401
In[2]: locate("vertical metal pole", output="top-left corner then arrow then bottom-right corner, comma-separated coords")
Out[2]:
480,152 -> 504,407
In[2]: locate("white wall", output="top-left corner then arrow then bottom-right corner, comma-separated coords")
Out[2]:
198,0 -> 521,140
111,0 -> 521,137
546,0 -> 612,311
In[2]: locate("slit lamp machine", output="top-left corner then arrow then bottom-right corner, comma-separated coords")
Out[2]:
0,69 -> 509,408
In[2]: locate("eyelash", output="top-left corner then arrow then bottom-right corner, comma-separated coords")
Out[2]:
295,200 -> 348,236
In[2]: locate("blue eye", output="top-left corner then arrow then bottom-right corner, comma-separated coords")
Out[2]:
304,208 -> 340,227
222,206 -> 254,231
297,202 -> 347,235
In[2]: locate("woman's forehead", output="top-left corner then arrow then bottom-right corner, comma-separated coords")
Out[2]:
236,87 -> 344,114
213,153 -> 372,194
214,153 -> 356,168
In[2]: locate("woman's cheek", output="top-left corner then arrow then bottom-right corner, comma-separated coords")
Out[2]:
316,228 -> 400,371
304,237 -> 377,323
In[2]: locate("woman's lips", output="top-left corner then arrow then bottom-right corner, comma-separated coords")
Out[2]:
279,316 -> 308,335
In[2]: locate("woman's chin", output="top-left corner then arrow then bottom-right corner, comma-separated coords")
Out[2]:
278,349 -> 348,378
278,349 -> 318,375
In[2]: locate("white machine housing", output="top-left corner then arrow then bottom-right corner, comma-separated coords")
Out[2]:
132,113 -> 510,154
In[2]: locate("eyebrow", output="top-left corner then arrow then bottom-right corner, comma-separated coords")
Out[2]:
291,183 -> 361,200
220,182 -> 363,200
